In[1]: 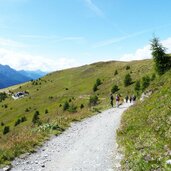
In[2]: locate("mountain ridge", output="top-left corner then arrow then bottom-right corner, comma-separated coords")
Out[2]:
0,64 -> 47,89
0,64 -> 31,89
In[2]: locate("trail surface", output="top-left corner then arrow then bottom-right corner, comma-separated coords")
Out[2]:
11,103 -> 132,171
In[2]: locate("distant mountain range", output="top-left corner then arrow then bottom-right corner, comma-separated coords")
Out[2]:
0,64 -> 47,89
19,70 -> 47,80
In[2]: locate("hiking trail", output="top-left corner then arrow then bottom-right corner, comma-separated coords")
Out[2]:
11,103 -> 132,171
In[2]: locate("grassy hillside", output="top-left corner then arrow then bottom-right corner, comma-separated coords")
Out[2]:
0,59 -> 154,166
117,69 -> 171,171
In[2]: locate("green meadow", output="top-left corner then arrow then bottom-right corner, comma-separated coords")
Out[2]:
117,69 -> 171,170
0,59 -> 160,167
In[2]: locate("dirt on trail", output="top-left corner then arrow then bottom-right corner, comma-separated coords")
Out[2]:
10,103 -> 132,171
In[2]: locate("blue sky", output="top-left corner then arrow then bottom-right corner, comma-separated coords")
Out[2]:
0,0 -> 171,71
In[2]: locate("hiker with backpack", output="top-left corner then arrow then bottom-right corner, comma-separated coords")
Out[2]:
116,94 -> 120,107
132,95 -> 136,103
125,95 -> 129,103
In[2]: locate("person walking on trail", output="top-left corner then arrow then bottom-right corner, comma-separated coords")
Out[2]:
116,94 -> 120,107
129,96 -> 132,103
133,95 -> 136,101
132,95 -> 136,103
125,95 -> 129,103
110,93 -> 114,107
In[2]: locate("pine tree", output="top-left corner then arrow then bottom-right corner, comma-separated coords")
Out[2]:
80,104 -> 84,109
63,101 -> 69,111
151,37 -> 169,75
32,111 -> 40,124
3,126 -> 10,135
14,119 -> 21,126
93,83 -> 98,92
124,73 -> 132,86
114,70 -> 118,75
111,85 -> 119,93
96,78 -> 102,86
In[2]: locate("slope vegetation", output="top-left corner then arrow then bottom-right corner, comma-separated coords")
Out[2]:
117,70 -> 171,170
0,60 -> 154,166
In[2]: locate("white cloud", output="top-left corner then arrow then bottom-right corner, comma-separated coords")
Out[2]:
120,37 -> 171,61
1,37 -> 171,72
120,45 -> 151,61
0,37 -> 82,72
162,37 -> 171,53
0,48 -> 79,72
84,0 -> 104,17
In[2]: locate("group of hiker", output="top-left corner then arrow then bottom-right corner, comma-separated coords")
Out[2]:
110,93 -> 136,108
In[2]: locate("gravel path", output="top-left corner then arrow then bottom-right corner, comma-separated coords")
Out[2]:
11,103 -> 132,171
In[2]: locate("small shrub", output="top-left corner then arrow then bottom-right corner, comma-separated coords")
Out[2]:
14,118 -> 21,126
32,111 -> 40,124
21,116 -> 27,122
96,78 -> 102,86
25,108 -> 29,112
4,104 -> 8,108
111,85 -> 119,93
114,70 -> 118,75
124,73 -> 132,86
68,104 -> 77,113
69,98 -> 72,102
45,109 -> 48,114
93,78 -> 102,92
89,95 -> 98,106
93,84 -> 98,92
63,101 -> 69,111
3,126 -> 10,135
0,92 -> 7,102
1,122 -> 4,126
126,65 -> 130,70
80,104 -> 84,109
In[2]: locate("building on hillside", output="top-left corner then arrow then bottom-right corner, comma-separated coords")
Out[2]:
12,91 -> 29,100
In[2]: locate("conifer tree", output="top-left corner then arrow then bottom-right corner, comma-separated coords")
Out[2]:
151,37 -> 169,75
